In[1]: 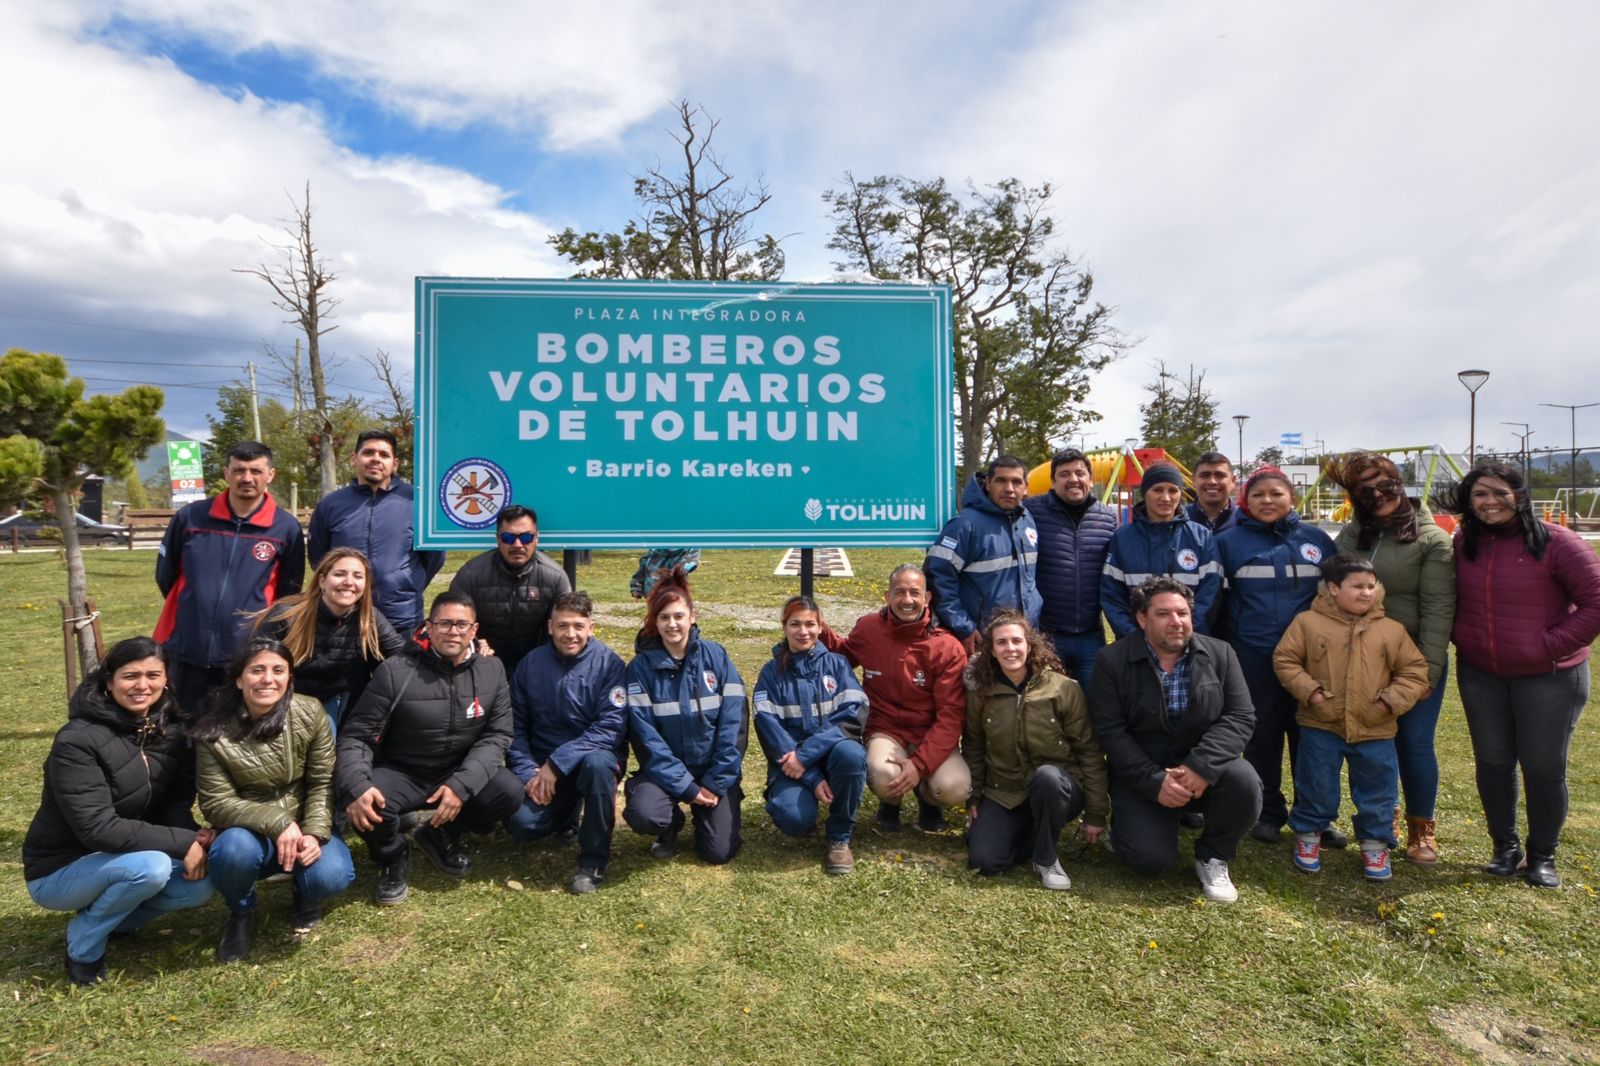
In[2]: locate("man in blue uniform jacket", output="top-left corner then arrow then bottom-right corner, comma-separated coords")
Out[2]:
504,591 -> 628,895
926,455 -> 1042,653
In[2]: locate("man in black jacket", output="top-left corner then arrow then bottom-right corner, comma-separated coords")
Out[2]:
1087,577 -> 1260,903
336,592 -> 523,905
447,504 -> 571,675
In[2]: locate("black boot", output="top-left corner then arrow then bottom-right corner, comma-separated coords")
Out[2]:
1525,852 -> 1559,889
217,908 -> 257,963
291,890 -> 324,931
64,951 -> 106,986
1483,839 -> 1524,878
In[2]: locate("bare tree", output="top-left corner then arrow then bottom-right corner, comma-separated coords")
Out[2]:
365,348 -> 416,474
237,183 -> 341,496
550,101 -> 785,281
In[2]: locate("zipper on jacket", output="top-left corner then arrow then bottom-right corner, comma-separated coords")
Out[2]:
1484,544 -> 1499,673
138,727 -> 153,814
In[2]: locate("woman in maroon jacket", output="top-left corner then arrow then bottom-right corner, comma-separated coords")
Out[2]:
1436,462 -> 1600,888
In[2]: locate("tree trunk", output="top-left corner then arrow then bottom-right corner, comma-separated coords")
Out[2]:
54,486 -> 99,675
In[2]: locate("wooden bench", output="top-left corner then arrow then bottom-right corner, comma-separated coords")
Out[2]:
117,506 -> 315,549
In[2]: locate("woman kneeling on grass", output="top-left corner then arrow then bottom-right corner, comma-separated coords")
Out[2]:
622,569 -> 749,864
192,639 -> 355,962
964,610 -> 1108,890
753,596 -> 869,875
253,547 -> 408,734
23,637 -> 215,986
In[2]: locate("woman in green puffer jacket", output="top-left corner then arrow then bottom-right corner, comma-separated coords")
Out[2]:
1327,452 -> 1456,865
964,610 -> 1108,891
192,638 -> 355,963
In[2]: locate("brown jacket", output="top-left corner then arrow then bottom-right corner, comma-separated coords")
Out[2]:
964,668 -> 1109,827
1272,586 -> 1429,743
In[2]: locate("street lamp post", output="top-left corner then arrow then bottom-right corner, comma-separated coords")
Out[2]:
1457,370 -> 1491,465
1501,421 -> 1534,482
1232,415 -> 1249,468
1539,401 -> 1600,522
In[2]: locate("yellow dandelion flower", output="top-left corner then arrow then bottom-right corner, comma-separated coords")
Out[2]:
1147,940 -> 1158,951
1431,911 -> 1444,921
1426,927 -> 1436,936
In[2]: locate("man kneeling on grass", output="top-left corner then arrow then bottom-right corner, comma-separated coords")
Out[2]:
1087,577 -> 1260,903
335,592 -> 524,905
505,591 -> 628,895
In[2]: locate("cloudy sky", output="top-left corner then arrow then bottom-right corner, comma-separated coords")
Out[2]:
3,1 -> 1596,466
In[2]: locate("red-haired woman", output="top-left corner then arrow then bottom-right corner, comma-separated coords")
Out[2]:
622,570 -> 748,864
1326,451 -> 1455,863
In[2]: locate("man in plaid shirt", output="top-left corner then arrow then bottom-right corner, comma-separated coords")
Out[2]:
1086,577 -> 1260,903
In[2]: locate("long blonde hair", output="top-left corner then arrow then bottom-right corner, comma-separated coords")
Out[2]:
250,547 -> 386,665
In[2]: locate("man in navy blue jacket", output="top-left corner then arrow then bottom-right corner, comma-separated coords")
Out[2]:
504,591 -> 628,895
1025,448 -> 1118,688
926,455 -> 1041,653
308,429 -> 444,636
1186,451 -> 1239,533
155,440 -> 305,719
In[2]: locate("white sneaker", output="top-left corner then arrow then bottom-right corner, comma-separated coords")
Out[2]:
1033,860 -> 1071,891
1193,857 -> 1239,903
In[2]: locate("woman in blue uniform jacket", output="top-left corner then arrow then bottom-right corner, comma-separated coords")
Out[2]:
622,569 -> 748,864
1214,466 -> 1339,843
753,596 -> 869,875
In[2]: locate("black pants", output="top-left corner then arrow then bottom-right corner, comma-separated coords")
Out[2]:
356,765 -> 524,865
1459,660 -> 1588,855
169,660 -> 225,724
505,751 -> 620,871
1110,758 -> 1261,875
622,775 -> 742,865
967,765 -> 1085,873
1237,646 -> 1297,828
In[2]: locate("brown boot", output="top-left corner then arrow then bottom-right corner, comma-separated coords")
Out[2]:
1405,815 -> 1438,866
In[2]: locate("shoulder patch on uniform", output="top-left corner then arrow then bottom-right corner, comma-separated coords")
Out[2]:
822,674 -> 837,695
609,686 -> 627,708
1300,543 -> 1323,564
1024,527 -> 1038,546
1176,548 -> 1199,571
940,536 -> 957,549
627,682 -> 645,696
702,670 -> 718,691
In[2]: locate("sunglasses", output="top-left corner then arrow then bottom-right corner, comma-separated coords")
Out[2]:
499,531 -> 536,545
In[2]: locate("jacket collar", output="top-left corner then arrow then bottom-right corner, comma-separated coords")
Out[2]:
208,491 -> 279,527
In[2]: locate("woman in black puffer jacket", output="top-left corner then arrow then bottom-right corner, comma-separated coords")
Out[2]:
23,637 -> 216,985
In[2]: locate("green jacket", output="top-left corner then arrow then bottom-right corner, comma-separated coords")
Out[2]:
1334,512 -> 1456,688
197,694 -> 335,841
964,669 -> 1109,827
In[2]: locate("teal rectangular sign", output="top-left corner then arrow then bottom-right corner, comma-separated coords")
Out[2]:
414,278 -> 954,549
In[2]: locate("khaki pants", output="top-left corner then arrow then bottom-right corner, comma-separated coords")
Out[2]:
865,734 -> 972,807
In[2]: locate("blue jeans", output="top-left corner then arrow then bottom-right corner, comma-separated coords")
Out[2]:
505,750 -> 620,871
208,827 -> 356,914
319,693 -> 348,736
1396,653 -> 1447,818
27,851 -> 215,963
1050,631 -> 1106,690
765,740 -> 867,843
1288,726 -> 1399,846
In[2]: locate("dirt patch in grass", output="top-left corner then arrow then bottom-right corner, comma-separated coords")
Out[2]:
1431,1005 -> 1598,1063
337,930 -> 412,969
190,1045 -> 324,1066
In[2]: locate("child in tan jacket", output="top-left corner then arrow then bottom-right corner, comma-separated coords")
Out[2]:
1274,554 -> 1429,880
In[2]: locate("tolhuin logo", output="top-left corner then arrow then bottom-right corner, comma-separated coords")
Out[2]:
804,499 -> 824,521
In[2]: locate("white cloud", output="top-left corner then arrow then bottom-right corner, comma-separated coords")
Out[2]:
936,1 -> 1600,455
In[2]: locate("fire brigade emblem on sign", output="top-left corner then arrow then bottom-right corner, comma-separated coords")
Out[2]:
440,458 -> 511,529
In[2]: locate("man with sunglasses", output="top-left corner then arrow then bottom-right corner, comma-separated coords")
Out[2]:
447,504 -> 571,675
335,592 -> 523,905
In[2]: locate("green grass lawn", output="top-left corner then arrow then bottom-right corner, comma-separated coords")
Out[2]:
1,547 -> 1597,1064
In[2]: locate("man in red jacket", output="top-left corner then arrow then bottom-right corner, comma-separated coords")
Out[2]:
824,564 -> 970,833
